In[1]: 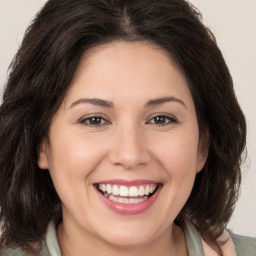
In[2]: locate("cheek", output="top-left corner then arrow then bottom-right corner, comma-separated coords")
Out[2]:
161,139 -> 198,202
46,132 -> 107,200
151,130 -> 199,199
161,142 -> 197,191
151,132 -> 200,176
46,133 -> 109,222
49,131 -> 105,172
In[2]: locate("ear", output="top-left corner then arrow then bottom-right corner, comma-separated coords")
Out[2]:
196,132 -> 209,173
37,138 -> 49,169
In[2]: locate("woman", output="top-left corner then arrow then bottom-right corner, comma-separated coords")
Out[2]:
0,0 -> 255,255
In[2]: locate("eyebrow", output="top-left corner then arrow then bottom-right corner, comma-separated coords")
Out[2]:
144,97 -> 186,108
69,96 -> 186,109
69,98 -> 114,108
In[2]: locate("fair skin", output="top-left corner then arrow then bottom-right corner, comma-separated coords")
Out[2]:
38,41 -> 208,256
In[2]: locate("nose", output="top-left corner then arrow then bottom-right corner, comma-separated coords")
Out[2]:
108,125 -> 150,170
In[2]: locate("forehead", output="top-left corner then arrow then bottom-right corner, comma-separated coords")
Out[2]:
63,41 -> 193,108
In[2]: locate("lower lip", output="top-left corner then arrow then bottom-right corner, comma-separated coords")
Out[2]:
95,185 -> 162,215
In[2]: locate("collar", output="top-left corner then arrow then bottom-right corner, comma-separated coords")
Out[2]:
44,220 -> 237,256
184,219 -> 237,256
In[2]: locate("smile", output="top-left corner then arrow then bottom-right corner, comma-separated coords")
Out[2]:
98,183 -> 157,199
95,181 -> 161,214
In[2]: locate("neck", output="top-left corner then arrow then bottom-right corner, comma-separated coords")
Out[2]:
57,220 -> 188,256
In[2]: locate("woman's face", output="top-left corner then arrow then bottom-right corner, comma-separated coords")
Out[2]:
38,41 -> 207,248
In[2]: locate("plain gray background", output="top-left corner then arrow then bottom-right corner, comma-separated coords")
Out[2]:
0,0 -> 255,236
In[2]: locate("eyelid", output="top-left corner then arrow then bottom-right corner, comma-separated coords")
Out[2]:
146,113 -> 177,125
78,114 -> 111,127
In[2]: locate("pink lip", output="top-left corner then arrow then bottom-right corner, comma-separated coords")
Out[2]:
95,179 -> 158,186
94,182 -> 162,215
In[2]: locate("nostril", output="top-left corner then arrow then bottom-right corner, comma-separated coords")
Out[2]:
108,131 -> 150,169
108,150 -> 150,170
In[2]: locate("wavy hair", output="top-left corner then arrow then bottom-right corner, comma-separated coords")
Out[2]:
0,0 -> 246,254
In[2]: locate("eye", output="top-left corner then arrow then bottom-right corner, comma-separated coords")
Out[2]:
79,116 -> 109,127
147,115 -> 177,126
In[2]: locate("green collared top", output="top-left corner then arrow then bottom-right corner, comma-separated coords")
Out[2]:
1,221 -> 256,256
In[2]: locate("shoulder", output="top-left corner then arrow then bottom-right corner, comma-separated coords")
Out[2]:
0,240 -> 50,256
0,246 -> 27,256
230,232 -> 256,256
0,221 -> 57,256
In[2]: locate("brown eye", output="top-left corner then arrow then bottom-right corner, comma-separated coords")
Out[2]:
148,115 -> 176,125
80,116 -> 109,126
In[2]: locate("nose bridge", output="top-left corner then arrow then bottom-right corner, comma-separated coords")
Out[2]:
108,122 -> 149,169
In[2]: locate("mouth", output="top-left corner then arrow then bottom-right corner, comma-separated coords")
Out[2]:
96,183 -> 159,204
94,181 -> 162,214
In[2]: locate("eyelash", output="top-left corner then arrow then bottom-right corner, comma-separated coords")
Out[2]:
147,114 -> 177,126
79,116 -> 109,127
79,114 -> 177,127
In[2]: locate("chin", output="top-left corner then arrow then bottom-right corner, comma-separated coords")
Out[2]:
97,226 -> 157,248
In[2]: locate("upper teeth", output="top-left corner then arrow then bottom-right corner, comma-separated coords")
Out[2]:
98,184 -> 157,197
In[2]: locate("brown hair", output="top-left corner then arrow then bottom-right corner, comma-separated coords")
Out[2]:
0,0 -> 246,254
